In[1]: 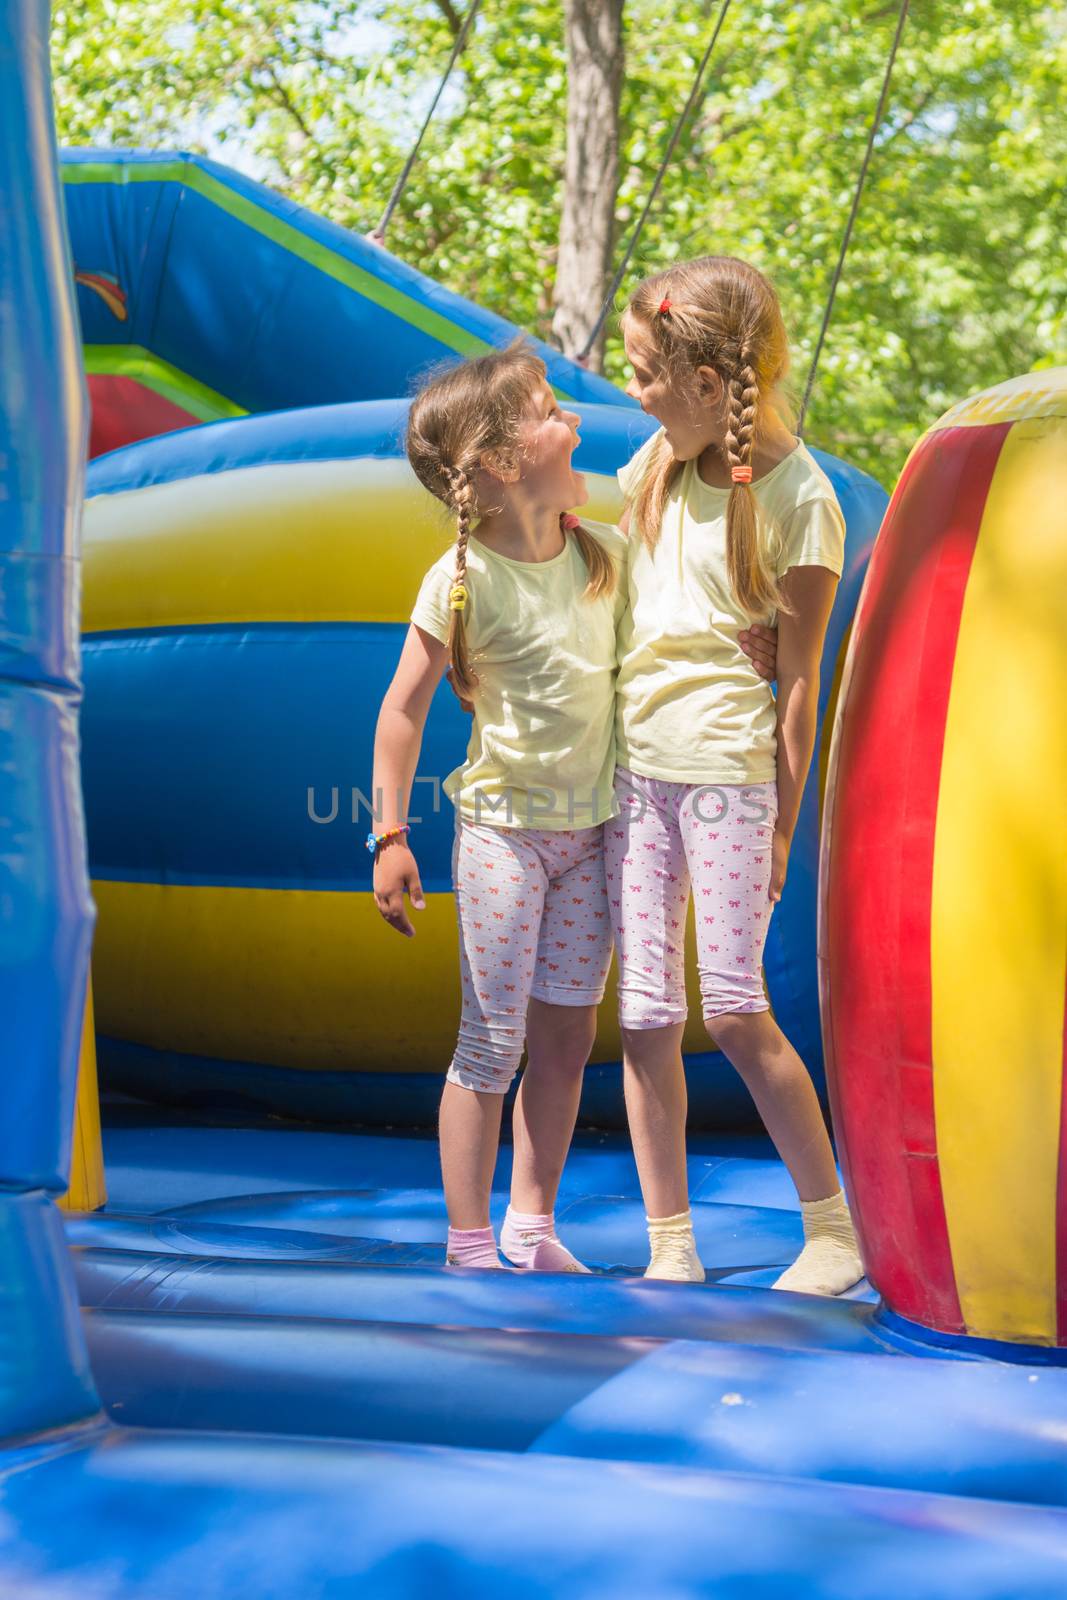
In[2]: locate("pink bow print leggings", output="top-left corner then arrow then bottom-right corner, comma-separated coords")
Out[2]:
447,819 -> 613,1093
604,766 -> 778,1029
446,767 -> 777,1090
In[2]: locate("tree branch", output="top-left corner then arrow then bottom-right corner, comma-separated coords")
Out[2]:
426,215 -> 464,254
430,0 -> 464,37
263,61 -> 314,141
877,84 -> 939,147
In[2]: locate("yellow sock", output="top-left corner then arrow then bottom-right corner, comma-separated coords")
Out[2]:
772,1188 -> 864,1297
645,1209 -> 705,1283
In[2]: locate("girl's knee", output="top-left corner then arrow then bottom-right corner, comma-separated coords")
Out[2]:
621,1019 -> 686,1075
527,1000 -> 597,1062
705,1005 -> 770,1048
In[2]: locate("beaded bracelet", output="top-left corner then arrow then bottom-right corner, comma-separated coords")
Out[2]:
366,823 -> 410,855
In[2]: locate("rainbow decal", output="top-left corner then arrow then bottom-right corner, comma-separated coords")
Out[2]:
820,367 -> 1067,1345
73,267 -> 127,320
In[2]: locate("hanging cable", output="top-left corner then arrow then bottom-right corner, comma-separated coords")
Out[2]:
577,0 -> 734,363
796,0 -> 910,435
368,0 -> 484,247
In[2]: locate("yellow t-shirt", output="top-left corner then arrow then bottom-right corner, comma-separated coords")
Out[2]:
615,428 -> 845,786
411,520 -> 627,829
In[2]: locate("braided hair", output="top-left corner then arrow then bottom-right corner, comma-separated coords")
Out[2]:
407,339 -> 617,698
626,257 -> 795,619
442,464 -> 478,697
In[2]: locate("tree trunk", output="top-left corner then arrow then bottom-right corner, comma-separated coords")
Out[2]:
552,0 -> 624,373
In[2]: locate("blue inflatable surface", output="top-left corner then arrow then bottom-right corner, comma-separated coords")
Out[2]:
9,1423 -> 1067,1600
7,1103 -> 1061,1599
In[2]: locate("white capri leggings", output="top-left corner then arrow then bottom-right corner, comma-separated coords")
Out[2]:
604,766 -> 778,1030
448,819 -> 614,1094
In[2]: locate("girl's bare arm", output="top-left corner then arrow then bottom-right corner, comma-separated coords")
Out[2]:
371,623 -> 451,936
773,565 -> 839,846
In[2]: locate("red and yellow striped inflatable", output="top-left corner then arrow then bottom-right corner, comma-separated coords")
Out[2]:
820,368 -> 1067,1346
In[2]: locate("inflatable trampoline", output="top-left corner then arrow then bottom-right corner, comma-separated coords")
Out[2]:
4,2 -> 1067,1595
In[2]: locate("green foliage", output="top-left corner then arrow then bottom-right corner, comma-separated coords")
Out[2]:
51,0 -> 1067,486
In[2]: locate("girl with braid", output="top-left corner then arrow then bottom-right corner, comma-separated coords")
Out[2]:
608,256 -> 864,1295
370,341 -> 626,1272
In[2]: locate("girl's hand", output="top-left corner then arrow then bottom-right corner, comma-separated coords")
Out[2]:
739,623 -> 778,681
373,843 -> 426,937
769,827 -> 791,904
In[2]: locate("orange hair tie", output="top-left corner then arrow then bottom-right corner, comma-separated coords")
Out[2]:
731,464 -> 753,484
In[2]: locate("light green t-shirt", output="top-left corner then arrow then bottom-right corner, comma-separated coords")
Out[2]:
615,428 -> 845,786
411,520 -> 627,829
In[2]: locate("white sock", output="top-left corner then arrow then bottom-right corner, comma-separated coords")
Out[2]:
645,1209 -> 705,1282
772,1188 -> 864,1296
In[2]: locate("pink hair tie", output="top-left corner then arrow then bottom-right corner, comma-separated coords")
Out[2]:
561,513 -> 581,530
731,465 -> 753,484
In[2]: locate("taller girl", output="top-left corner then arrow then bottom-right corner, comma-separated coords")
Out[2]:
610,256 -> 863,1294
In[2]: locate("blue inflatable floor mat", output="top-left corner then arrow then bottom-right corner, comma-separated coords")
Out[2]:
9,1106 -> 1067,1597
4,1425 -> 1067,1600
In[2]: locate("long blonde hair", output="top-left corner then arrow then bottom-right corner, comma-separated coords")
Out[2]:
626,256 -> 794,618
406,339 -> 616,697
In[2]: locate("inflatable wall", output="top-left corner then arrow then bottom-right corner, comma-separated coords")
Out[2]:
62,148 -> 625,457
0,0 -> 100,1441
822,366 -> 1067,1345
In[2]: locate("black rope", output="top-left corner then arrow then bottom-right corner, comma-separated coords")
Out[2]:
796,0 -> 910,435
369,0 -> 484,246
577,0 -> 734,363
